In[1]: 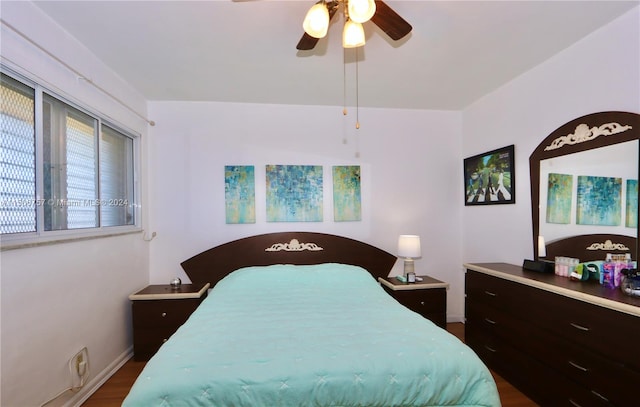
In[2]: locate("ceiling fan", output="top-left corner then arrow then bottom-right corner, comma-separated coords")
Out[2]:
296,0 -> 412,50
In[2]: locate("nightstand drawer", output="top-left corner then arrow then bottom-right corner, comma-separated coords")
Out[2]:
130,283 -> 209,361
380,277 -> 448,329
132,298 -> 203,329
133,327 -> 176,354
391,288 -> 446,312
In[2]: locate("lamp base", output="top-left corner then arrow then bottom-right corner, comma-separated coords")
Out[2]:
403,258 -> 415,276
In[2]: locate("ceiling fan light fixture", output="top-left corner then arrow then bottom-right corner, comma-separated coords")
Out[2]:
347,0 -> 376,24
303,3 -> 330,38
343,19 -> 365,48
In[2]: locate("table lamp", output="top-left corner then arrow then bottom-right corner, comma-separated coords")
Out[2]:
398,235 -> 422,276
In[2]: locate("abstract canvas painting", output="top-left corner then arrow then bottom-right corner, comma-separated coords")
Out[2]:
266,165 -> 323,222
576,175 -> 622,226
224,165 -> 255,224
546,173 -> 573,224
333,165 -> 361,222
627,179 -> 638,228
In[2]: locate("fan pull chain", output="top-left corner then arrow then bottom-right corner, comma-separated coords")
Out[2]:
355,46 -> 360,130
343,47 -> 348,117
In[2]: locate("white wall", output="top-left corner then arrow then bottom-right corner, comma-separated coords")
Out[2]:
1,2 -> 150,406
461,7 -> 640,266
147,101 -> 465,319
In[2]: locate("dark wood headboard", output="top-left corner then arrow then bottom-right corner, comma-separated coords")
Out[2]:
181,232 -> 398,288
545,233 -> 636,263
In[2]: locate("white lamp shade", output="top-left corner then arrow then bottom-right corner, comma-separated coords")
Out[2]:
342,20 -> 365,48
398,235 -> 421,258
348,0 -> 376,24
538,235 -> 546,257
303,3 -> 330,38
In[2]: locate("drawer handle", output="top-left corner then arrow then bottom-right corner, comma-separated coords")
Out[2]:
483,290 -> 497,297
484,345 -> 497,353
161,312 -> 167,317
590,390 -> 609,402
568,360 -> 588,372
569,322 -> 590,332
484,318 -> 497,325
420,301 -> 425,306
569,399 -> 582,407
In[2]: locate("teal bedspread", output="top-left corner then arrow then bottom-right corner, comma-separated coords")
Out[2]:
123,264 -> 501,406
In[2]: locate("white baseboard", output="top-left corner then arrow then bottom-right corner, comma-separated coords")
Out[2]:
64,347 -> 133,407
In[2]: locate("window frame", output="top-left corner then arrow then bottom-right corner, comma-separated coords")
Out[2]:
1,69 -> 142,249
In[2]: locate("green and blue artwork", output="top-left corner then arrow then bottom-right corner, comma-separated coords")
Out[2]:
626,179 -> 638,228
576,175 -> 621,226
266,165 -> 323,222
546,173 -> 573,224
224,165 -> 255,224
333,165 -> 361,222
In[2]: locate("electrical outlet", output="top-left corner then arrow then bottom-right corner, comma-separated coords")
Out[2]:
69,347 -> 89,389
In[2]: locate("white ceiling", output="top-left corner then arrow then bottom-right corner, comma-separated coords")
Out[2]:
32,0 -> 639,110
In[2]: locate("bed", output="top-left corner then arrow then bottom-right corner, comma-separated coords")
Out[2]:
123,232 -> 501,406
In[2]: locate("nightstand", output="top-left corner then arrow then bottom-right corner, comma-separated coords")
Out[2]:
378,275 -> 449,329
129,282 -> 210,361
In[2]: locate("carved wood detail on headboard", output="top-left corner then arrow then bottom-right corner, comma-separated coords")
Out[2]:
545,234 -> 636,263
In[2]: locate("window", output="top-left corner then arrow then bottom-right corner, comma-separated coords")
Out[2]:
1,74 -> 36,234
100,124 -> 135,227
1,71 -> 138,244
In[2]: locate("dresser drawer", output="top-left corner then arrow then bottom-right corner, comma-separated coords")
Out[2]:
529,288 -> 640,373
465,264 -> 640,406
467,270 -> 640,373
480,300 -> 640,406
466,328 -> 615,406
465,328 -> 567,405
539,330 -> 639,406
465,298 -> 531,343
465,271 -> 546,320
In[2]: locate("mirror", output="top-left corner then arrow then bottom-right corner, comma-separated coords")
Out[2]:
530,111 -> 639,262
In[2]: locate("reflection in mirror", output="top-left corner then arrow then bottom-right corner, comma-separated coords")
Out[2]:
530,111 -> 639,263
539,140 -> 638,246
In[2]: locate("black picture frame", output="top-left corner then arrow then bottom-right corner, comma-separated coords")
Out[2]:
464,144 -> 515,206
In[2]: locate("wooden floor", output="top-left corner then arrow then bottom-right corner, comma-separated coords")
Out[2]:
83,323 -> 537,406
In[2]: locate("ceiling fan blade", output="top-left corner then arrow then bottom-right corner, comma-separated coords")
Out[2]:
370,0 -> 412,41
296,2 -> 339,50
296,33 -> 321,51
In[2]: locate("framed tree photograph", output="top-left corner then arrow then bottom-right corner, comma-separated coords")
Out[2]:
464,145 -> 515,206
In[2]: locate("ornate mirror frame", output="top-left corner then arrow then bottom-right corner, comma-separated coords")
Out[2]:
530,111 -> 639,262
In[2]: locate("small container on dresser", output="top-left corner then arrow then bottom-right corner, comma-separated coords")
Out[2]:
378,275 -> 449,329
129,282 -> 210,361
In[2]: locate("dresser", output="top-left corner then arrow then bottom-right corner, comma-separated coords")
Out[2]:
379,275 -> 448,329
129,283 -> 210,361
465,263 -> 640,406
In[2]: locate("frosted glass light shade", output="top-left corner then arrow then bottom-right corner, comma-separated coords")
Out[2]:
348,0 -> 376,23
342,20 -> 365,48
398,235 -> 421,258
303,3 -> 330,38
